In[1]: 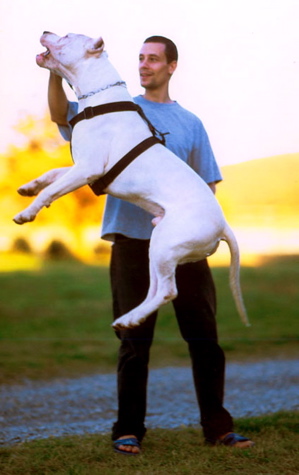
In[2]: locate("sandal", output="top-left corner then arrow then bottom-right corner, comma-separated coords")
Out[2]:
113,437 -> 141,455
218,432 -> 254,447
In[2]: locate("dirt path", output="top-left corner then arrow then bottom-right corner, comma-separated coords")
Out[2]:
1,359 -> 298,446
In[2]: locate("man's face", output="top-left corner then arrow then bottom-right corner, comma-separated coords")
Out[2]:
139,42 -> 177,90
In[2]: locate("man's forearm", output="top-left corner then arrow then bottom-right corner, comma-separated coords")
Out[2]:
208,182 -> 216,194
48,73 -> 68,125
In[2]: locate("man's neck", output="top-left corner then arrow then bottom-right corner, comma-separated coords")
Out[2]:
143,89 -> 174,104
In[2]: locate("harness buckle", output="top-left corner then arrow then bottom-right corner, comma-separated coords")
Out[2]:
83,107 -> 94,120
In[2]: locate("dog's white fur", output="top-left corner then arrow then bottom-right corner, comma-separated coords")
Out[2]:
13,32 -> 249,329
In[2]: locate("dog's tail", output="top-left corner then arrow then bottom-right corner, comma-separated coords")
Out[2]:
221,224 -> 250,326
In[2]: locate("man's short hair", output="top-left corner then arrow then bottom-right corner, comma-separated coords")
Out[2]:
144,36 -> 178,63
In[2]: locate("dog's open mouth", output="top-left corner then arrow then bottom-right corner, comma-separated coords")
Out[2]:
36,45 -> 52,66
42,48 -> 51,57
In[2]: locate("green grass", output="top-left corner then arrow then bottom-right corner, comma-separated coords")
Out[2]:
0,412 -> 298,474
0,255 -> 298,383
0,255 -> 298,473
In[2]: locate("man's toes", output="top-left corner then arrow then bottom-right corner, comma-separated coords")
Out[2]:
118,444 -> 139,453
233,440 -> 255,448
113,435 -> 141,454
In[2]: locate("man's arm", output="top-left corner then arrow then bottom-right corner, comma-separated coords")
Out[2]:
208,182 -> 216,194
48,73 -> 69,125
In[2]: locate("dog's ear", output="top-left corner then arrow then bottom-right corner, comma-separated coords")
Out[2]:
88,37 -> 105,56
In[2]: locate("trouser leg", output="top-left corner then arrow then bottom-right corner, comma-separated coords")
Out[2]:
110,236 -> 156,441
173,260 -> 234,443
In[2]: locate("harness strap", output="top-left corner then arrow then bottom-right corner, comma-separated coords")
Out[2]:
70,101 -> 168,144
69,100 -> 167,196
89,136 -> 161,196
70,101 -> 137,129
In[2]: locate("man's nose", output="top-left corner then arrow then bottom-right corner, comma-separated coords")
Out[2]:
140,63 -> 149,71
139,58 -> 148,68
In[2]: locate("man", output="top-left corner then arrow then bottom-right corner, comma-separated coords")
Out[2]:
49,35 -> 254,454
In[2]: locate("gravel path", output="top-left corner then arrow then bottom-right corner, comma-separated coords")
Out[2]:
1,359 -> 298,446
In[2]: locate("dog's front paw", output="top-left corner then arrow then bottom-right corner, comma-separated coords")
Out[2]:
18,183 -> 40,197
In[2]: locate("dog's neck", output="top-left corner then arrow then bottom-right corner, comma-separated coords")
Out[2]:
77,81 -> 127,100
66,54 -> 128,104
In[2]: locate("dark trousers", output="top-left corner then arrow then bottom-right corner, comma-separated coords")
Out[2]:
110,236 -> 233,443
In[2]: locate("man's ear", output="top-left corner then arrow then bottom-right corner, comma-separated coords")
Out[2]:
168,60 -> 177,76
87,37 -> 105,56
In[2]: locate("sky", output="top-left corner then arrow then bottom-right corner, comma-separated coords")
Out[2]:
0,0 -> 298,165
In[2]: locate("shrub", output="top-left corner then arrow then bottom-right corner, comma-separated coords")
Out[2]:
44,240 -> 75,260
11,237 -> 32,253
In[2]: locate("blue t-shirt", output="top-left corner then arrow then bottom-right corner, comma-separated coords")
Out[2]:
59,95 -> 222,241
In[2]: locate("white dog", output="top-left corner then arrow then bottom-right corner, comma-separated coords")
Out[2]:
13,32 -> 250,329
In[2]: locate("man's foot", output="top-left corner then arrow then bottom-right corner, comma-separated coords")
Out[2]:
218,432 -> 254,448
113,435 -> 141,455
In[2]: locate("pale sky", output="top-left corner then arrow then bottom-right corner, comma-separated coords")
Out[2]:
0,0 -> 298,165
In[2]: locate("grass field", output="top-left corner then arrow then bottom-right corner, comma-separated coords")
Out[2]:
0,412 -> 298,474
0,254 -> 298,473
0,254 -> 298,383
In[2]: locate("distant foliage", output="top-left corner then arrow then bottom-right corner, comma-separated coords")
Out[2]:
1,113 -> 107,260
44,240 -> 76,260
12,237 -> 32,253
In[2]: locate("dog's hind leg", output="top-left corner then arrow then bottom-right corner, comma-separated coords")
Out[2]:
112,234 -> 178,329
112,268 -> 177,329
18,167 -> 71,197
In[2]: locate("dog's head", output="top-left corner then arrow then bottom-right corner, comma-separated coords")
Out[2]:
36,32 -> 105,79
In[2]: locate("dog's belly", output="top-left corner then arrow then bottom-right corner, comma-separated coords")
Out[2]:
178,239 -> 221,263
148,201 -> 226,264
105,143 -> 218,215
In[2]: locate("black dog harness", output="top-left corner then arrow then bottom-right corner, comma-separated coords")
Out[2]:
69,101 -> 167,196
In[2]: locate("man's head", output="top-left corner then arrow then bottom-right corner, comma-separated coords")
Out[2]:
144,36 -> 178,63
139,36 -> 178,91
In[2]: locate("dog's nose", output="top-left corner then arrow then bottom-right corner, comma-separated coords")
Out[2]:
43,31 -> 52,35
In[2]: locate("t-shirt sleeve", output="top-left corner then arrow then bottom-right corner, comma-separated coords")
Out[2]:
58,101 -> 78,142
188,119 -> 223,184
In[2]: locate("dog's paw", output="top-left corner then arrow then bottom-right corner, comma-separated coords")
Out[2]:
112,315 -> 143,330
13,215 -> 25,225
151,216 -> 163,227
18,184 -> 39,197
13,211 -> 36,225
